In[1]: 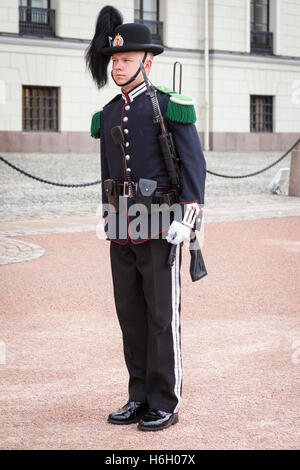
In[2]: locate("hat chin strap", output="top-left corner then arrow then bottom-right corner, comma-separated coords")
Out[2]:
111,52 -> 147,88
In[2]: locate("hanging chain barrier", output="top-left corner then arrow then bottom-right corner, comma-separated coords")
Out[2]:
0,155 -> 101,187
0,137 -> 299,186
206,136 -> 300,179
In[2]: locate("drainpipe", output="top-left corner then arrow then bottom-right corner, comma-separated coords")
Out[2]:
204,0 -> 210,150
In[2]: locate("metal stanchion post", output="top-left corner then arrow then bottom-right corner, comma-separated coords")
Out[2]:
288,140 -> 300,197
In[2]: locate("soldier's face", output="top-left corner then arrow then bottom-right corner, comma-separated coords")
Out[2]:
111,51 -> 152,90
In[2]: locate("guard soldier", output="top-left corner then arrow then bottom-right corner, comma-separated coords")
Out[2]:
86,5 -> 206,431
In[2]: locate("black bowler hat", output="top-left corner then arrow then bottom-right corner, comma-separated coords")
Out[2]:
85,5 -> 163,89
101,22 -> 164,56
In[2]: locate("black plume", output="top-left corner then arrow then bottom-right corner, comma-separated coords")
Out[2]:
85,6 -> 123,89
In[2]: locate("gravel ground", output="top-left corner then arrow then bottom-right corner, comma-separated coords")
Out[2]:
0,217 -> 299,450
0,150 -> 299,450
0,151 -> 293,222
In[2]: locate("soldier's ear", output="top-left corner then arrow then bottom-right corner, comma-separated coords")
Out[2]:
147,53 -> 154,64
145,56 -> 153,74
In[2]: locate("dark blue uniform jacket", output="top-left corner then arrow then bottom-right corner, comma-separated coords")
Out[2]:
97,82 -> 206,244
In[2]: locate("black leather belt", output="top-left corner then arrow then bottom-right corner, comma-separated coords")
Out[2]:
118,182 -> 177,206
118,182 -> 171,197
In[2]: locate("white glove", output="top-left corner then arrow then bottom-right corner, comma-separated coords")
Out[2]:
166,220 -> 191,245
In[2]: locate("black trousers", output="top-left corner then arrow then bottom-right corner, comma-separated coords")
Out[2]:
110,239 -> 182,414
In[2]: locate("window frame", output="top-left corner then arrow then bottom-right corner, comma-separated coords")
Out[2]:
134,0 -> 163,44
250,0 -> 273,54
251,0 -> 270,32
19,0 -> 55,37
250,95 -> 273,133
134,0 -> 159,22
22,85 -> 59,132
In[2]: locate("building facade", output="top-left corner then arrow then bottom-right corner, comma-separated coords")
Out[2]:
0,0 -> 299,152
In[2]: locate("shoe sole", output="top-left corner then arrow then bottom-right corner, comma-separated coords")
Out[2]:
137,414 -> 179,432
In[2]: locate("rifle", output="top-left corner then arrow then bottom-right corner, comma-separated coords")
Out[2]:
139,60 -> 207,281
139,59 -> 180,195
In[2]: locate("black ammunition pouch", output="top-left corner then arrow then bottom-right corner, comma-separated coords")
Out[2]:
103,179 -> 119,212
135,178 -> 157,213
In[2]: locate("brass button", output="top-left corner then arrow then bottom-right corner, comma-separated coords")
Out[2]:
123,116 -> 128,122
125,105 -> 130,111
125,142 -> 129,147
125,155 -> 130,160
124,129 -> 129,134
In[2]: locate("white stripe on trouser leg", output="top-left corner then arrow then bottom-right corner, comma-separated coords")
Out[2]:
171,244 -> 182,413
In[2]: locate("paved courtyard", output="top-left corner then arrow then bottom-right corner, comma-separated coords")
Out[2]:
0,150 -> 299,228
0,150 -> 299,450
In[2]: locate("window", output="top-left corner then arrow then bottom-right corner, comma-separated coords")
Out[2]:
251,0 -> 273,54
250,95 -> 273,132
23,86 -> 59,132
19,0 -> 55,37
251,0 -> 269,31
134,0 -> 163,44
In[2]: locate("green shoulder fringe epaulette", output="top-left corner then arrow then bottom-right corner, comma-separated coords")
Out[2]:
155,85 -> 196,124
91,110 -> 101,139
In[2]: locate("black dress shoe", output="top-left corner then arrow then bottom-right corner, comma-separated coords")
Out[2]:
108,400 -> 148,425
137,408 -> 179,431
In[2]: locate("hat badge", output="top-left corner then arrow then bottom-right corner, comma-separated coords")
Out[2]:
113,33 -> 124,47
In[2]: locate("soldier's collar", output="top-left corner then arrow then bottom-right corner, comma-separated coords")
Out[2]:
121,80 -> 150,103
